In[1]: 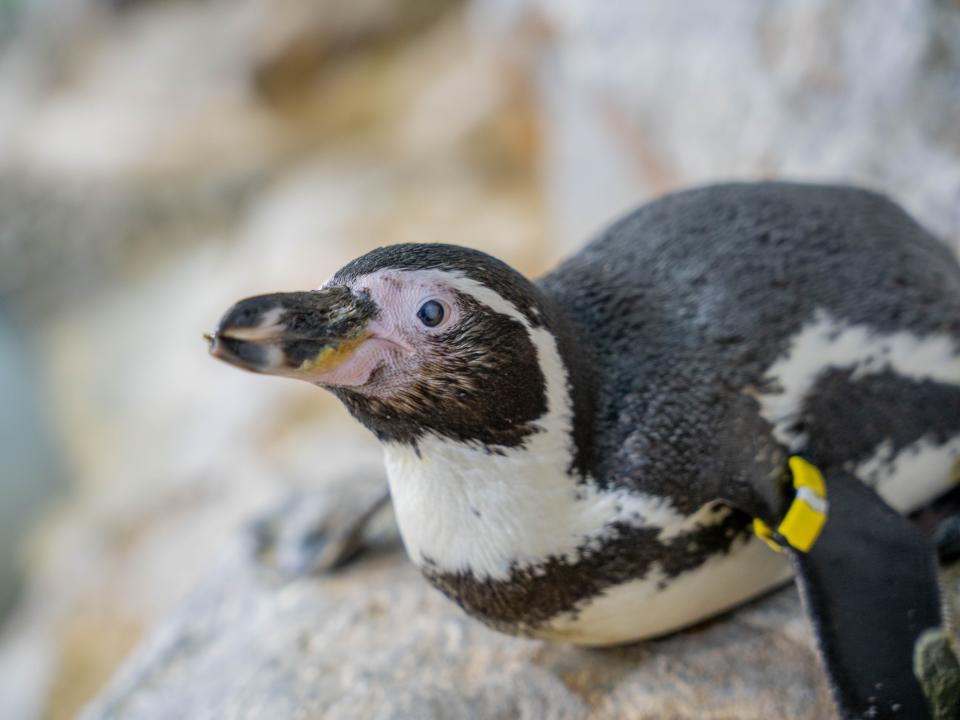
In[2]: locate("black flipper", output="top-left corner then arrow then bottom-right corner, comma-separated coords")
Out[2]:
788,469 -> 945,719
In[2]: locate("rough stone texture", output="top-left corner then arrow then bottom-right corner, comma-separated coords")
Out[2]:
2,0 -> 960,718
475,0 -> 960,257
80,540 -> 838,720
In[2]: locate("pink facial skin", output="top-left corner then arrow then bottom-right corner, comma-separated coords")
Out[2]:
302,270 -> 463,394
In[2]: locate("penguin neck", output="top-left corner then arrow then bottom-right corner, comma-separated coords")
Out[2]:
381,296 -> 600,580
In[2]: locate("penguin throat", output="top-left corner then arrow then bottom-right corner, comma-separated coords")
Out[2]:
382,421 -> 577,579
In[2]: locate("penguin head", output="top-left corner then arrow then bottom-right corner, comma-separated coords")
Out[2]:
209,244 -> 557,449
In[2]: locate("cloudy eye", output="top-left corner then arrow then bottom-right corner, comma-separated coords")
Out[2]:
417,300 -> 445,328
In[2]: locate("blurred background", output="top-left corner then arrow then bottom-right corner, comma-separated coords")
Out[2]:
0,1 -> 957,718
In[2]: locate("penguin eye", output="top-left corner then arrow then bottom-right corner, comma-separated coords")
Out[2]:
417,300 -> 445,328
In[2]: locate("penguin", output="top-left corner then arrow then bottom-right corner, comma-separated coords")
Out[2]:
209,182 -> 960,719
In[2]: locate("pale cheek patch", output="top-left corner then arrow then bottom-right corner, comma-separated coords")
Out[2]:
312,269 -> 466,389
308,338 -> 396,387
343,269 -> 464,344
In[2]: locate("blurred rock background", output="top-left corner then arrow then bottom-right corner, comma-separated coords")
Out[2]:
0,1 -> 957,718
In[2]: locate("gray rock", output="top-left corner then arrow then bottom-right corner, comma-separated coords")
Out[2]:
0,309 -> 64,622
0,171 -> 259,320
9,1 -> 960,717
80,535 -> 838,720
476,0 -> 960,257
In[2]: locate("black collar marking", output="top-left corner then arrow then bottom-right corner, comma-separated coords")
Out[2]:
422,504 -> 746,633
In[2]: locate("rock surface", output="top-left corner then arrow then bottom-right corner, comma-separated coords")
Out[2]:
477,0 -> 960,256
80,538 -> 840,720
2,0 -> 959,718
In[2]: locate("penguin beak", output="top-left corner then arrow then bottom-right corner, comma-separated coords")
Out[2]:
207,286 -> 378,381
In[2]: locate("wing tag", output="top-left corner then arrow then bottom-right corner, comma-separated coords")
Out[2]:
753,456 -> 828,553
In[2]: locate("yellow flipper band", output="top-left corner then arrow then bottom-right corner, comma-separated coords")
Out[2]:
753,456 -> 828,553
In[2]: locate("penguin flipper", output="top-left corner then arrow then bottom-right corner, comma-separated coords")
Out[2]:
787,469 -> 948,719
249,475 -> 394,575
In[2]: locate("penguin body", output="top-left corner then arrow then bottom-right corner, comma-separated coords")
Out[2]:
334,183 -> 960,644
210,181 -> 960,716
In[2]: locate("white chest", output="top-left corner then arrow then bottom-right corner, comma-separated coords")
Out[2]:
383,434 -> 686,582
384,436 -> 794,644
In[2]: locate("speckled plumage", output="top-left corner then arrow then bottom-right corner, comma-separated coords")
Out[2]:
211,181 -> 960,716
321,182 -> 960,639
539,182 -> 960,518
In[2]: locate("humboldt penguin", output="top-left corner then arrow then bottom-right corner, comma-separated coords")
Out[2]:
209,182 -> 960,719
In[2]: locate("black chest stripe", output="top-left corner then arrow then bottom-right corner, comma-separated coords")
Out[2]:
422,507 -> 749,632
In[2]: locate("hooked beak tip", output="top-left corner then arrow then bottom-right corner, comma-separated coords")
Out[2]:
205,332 -> 230,362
